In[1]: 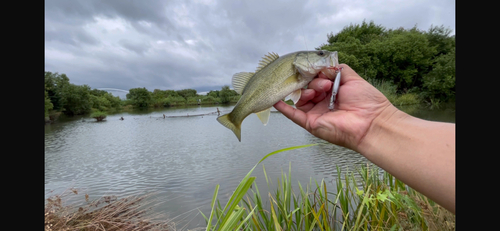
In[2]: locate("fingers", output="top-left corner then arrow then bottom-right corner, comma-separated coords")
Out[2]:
295,89 -> 316,108
273,101 -> 307,129
308,78 -> 332,93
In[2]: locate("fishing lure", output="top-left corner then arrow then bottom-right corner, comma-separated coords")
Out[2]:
329,67 -> 342,110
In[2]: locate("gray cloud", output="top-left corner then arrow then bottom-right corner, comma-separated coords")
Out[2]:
45,0 -> 455,97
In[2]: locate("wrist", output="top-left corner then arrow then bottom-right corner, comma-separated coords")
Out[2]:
356,104 -> 409,157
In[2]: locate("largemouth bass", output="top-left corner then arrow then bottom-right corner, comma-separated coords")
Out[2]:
217,50 -> 339,141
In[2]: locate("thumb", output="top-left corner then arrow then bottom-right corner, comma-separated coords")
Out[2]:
338,64 -> 365,85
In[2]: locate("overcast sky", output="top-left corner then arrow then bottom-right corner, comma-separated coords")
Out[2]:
45,0 -> 455,98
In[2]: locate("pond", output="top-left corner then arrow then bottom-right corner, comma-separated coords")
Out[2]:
44,103 -> 455,229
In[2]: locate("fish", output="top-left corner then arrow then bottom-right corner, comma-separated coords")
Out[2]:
217,50 -> 339,141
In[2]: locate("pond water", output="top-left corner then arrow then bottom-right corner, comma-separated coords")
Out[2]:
44,103 -> 455,229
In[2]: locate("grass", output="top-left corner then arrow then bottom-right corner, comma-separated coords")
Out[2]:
201,145 -> 455,231
367,79 -> 421,106
44,188 -> 176,231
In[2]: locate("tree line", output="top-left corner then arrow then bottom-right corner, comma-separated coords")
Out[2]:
45,72 -> 122,118
44,71 -> 240,119
124,86 -> 239,108
319,20 -> 455,103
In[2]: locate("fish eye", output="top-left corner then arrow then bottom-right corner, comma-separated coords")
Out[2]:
318,51 -> 324,56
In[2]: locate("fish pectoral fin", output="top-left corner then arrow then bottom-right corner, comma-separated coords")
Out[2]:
285,89 -> 302,105
255,108 -> 271,126
232,72 -> 254,95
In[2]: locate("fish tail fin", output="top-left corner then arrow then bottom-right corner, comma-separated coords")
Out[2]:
217,113 -> 242,142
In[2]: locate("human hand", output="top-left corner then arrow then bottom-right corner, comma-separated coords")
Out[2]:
273,64 -> 395,151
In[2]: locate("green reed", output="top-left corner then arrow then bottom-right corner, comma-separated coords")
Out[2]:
201,145 -> 455,231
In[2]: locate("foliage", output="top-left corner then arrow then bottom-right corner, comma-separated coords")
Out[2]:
45,72 -> 70,111
60,84 -> 93,115
45,71 -> 122,118
44,188 -> 175,231
164,96 -> 186,107
320,20 -> 455,102
219,85 -> 238,104
103,93 -> 122,109
126,87 -> 152,108
90,111 -> 107,121
202,145 -> 455,231
89,94 -> 111,111
422,48 -> 456,102
208,90 -> 219,98
119,85 -> 238,108
45,88 -> 54,118
176,88 -> 197,98
368,79 -> 420,106
202,95 -> 219,104
186,96 -> 200,105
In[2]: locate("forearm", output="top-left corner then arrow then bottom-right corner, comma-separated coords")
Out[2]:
358,105 -> 456,213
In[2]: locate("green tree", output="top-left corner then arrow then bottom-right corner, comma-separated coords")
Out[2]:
327,20 -> 385,45
151,89 -> 167,107
373,27 -> 436,91
176,89 -> 197,99
202,95 -> 217,104
164,90 -> 179,98
219,85 -> 237,104
60,84 -> 92,115
103,93 -> 122,109
45,72 -> 70,110
422,48 -> 455,101
426,25 -> 455,57
90,95 -> 111,111
126,87 -> 152,108
320,22 -> 454,101
208,90 -> 219,98
45,88 -> 53,118
90,89 -> 108,97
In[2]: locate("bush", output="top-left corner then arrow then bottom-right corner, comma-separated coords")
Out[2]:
392,93 -> 420,106
186,96 -> 200,105
90,111 -> 107,122
201,95 -> 218,104
165,96 -> 186,106
368,78 -> 421,106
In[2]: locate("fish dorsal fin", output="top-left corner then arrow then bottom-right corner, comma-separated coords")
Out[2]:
255,52 -> 279,73
232,72 -> 254,95
255,107 -> 271,126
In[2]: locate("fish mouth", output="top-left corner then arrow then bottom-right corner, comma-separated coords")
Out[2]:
318,51 -> 339,80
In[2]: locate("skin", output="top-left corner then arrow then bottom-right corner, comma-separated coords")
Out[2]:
273,64 -> 455,214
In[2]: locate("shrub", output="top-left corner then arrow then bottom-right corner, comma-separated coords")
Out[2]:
90,111 -> 107,122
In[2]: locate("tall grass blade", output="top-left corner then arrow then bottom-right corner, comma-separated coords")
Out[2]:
206,144 -> 318,230
204,184 -> 219,231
